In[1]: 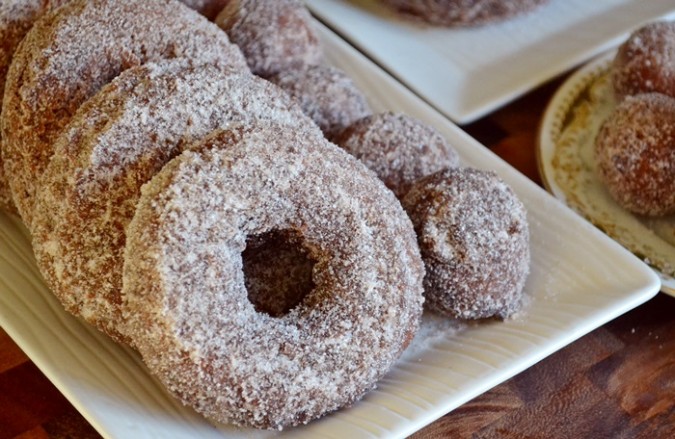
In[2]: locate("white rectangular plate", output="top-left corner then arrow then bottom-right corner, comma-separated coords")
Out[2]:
0,23 -> 661,439
306,0 -> 675,123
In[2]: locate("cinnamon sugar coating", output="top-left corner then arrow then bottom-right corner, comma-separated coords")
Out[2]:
612,21 -> 675,100
379,0 -> 549,27
335,112 -> 460,198
595,93 -> 675,217
31,60 -> 313,343
1,0 -> 246,225
269,64 -> 372,140
179,0 -> 230,20
402,167 -> 530,319
123,125 -> 424,429
215,0 -> 323,77
0,0 -> 70,213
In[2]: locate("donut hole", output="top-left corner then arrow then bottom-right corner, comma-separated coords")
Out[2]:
242,229 -> 316,317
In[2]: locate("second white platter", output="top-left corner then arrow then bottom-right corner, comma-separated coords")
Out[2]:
307,0 -> 675,124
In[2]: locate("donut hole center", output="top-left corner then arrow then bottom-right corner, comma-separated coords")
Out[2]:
242,229 -> 316,317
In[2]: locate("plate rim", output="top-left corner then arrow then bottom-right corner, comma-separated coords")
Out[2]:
536,50 -> 675,296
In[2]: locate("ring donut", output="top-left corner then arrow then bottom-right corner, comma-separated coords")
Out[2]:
0,0 -> 70,213
32,60 -> 313,343
122,124 -> 425,429
1,0 -> 246,224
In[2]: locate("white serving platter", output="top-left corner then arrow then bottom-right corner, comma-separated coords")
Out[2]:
537,50 -> 675,297
0,22 -> 661,439
306,0 -> 675,124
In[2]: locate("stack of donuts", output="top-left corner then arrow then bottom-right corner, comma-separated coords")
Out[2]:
595,21 -> 675,217
0,0 -> 530,430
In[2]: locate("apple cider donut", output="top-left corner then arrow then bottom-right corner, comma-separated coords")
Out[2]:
122,125 -> 425,429
1,0 -> 246,224
31,60 -> 313,343
379,0 -> 549,27
612,21 -> 675,100
335,112 -> 460,198
402,167 -> 530,319
269,64 -> 372,140
0,0 -> 70,212
594,93 -> 675,217
215,0 -> 323,78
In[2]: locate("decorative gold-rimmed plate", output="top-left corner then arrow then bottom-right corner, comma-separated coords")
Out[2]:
538,50 -> 675,296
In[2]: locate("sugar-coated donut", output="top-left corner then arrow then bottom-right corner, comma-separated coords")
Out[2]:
270,64 -> 372,140
335,112 -> 460,198
402,167 -> 530,319
215,0 -> 323,78
32,60 -> 313,343
595,93 -> 675,217
379,0 -> 549,27
612,21 -> 675,100
122,124 -> 425,429
0,0 -> 70,213
1,0 -> 246,225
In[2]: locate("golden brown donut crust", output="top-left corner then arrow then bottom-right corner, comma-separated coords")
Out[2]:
0,0 -> 70,213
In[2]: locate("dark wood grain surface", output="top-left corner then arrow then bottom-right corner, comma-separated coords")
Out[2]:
2,78 -> 674,439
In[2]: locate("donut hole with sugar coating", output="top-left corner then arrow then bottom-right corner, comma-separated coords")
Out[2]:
335,111 -> 461,199
402,167 -> 530,320
215,0 -> 323,78
612,21 -> 675,100
269,64 -> 372,141
594,92 -> 675,217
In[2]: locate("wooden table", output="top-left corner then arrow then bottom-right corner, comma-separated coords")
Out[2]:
1,78 -> 674,439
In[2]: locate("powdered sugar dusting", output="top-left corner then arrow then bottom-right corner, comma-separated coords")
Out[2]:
1,0 -> 246,225
335,111 -> 460,198
31,60 -> 314,343
402,167 -> 530,320
123,125 -> 424,429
